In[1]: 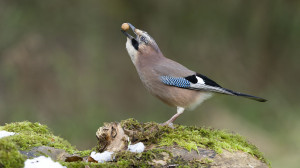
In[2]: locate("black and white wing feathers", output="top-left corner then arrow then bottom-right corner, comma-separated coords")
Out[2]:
160,73 -> 267,102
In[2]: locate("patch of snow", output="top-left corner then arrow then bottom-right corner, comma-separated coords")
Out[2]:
248,164 -> 254,168
0,131 -> 16,139
24,156 -> 66,168
128,142 -> 145,153
90,151 -> 114,163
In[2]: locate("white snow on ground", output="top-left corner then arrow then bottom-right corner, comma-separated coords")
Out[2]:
0,130 -> 16,139
128,142 -> 145,153
24,156 -> 66,168
90,151 -> 114,163
89,142 -> 145,163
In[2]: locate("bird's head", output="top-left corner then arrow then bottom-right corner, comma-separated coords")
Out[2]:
121,23 -> 161,63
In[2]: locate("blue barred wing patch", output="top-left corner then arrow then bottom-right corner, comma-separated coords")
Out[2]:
160,76 -> 191,88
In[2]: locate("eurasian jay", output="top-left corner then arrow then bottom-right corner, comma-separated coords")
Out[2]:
121,23 -> 267,127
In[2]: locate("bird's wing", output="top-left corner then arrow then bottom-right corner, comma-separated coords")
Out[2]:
160,73 -> 267,102
160,73 -> 231,94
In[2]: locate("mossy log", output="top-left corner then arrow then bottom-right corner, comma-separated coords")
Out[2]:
0,119 -> 270,168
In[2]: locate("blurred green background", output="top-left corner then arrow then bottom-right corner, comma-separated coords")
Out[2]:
0,1 -> 299,167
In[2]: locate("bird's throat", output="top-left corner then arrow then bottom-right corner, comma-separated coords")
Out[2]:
126,38 -> 138,64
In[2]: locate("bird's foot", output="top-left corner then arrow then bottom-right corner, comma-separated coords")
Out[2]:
161,107 -> 185,129
161,121 -> 175,129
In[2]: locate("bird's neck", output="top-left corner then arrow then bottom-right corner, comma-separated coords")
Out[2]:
136,51 -> 165,70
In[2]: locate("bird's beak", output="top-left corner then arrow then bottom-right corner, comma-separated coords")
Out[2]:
121,23 -> 139,40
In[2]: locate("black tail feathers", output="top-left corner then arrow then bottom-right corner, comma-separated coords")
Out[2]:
224,88 -> 267,102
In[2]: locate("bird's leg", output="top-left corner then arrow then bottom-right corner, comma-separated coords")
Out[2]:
162,107 -> 185,128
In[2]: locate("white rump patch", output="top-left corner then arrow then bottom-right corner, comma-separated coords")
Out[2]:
188,92 -> 213,110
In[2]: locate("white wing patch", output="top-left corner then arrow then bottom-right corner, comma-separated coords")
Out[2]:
196,76 -> 205,84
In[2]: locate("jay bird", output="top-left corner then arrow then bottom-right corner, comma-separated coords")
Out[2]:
121,23 -> 267,127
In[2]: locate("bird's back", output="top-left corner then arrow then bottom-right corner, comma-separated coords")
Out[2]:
136,55 -> 208,108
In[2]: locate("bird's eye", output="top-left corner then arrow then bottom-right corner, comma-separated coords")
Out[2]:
140,36 -> 146,42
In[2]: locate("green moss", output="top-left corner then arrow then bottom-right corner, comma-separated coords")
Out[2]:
61,162 -> 101,168
199,158 -> 213,164
2,121 -> 50,135
120,118 -> 142,130
120,118 -> 269,166
0,138 -> 26,168
158,125 -> 269,165
0,121 -> 93,167
0,119 -> 270,167
75,149 -> 93,156
61,149 -> 172,168
112,148 -> 172,168
0,121 -> 76,153
121,118 -> 171,145
169,157 -> 207,168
